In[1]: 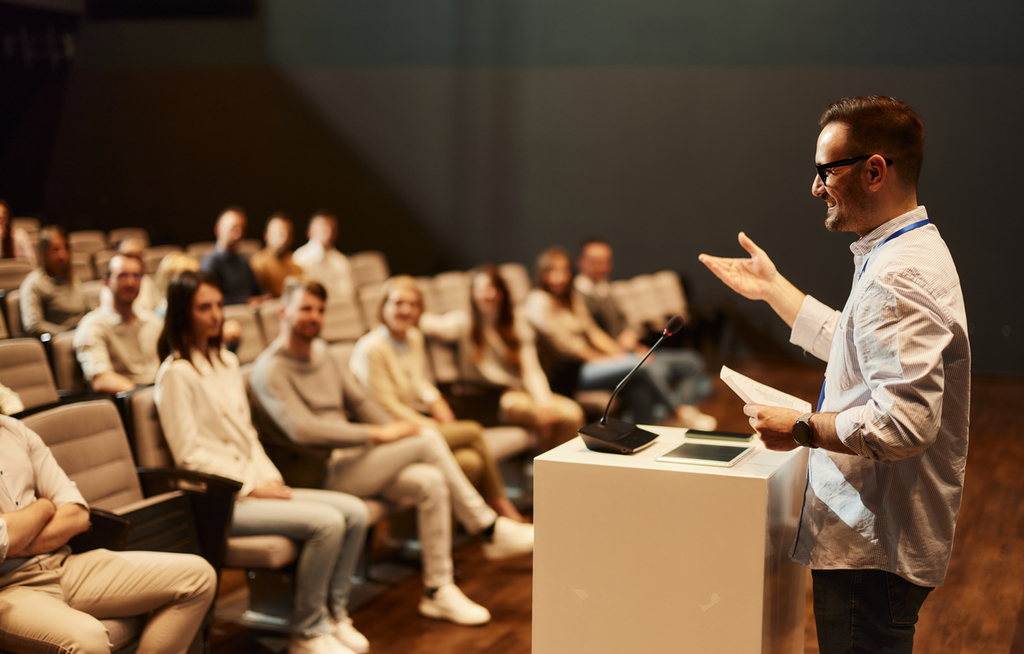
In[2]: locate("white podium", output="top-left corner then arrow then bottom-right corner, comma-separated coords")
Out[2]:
533,427 -> 808,654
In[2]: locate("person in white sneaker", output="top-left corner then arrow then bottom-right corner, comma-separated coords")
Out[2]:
250,279 -> 535,627
154,272 -> 370,654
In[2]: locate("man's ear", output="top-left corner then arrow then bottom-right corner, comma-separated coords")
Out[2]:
864,154 -> 889,192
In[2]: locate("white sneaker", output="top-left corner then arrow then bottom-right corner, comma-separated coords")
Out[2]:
333,616 -> 369,654
481,516 -> 534,560
289,633 -> 356,654
676,405 -> 717,431
418,583 -> 491,626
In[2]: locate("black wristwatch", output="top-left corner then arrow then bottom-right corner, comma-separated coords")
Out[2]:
792,413 -> 817,448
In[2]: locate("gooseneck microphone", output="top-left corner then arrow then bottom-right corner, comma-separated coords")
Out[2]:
578,315 -> 686,455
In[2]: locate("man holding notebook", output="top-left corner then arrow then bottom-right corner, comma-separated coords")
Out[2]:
699,95 -> 969,654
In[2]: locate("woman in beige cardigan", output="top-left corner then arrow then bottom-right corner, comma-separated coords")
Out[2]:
349,276 -> 526,523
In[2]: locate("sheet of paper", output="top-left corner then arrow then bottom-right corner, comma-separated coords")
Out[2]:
720,365 -> 813,413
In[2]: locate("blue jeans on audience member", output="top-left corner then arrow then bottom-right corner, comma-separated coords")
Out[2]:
577,354 -> 668,424
812,569 -> 933,654
231,488 -> 369,638
645,348 -> 712,408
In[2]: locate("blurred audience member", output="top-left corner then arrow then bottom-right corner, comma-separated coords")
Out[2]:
100,237 -> 160,314
0,382 -> 24,415
0,200 -> 35,265
20,226 -> 88,336
293,210 -> 355,301
200,206 -> 267,306
75,253 -> 162,395
250,212 -> 304,297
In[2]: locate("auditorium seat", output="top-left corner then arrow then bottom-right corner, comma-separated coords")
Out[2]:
93,248 -> 117,277
185,241 -> 215,260
3,288 -> 22,337
47,330 -> 87,395
349,250 -> 390,289
142,245 -> 185,275
357,282 -> 385,329
108,227 -> 151,248
431,271 -> 472,314
651,270 -> 689,322
72,250 -> 96,281
0,338 -> 60,410
415,276 -> 438,313
222,304 -> 267,365
81,279 -> 105,310
320,295 -> 367,343
0,259 -> 32,292
257,297 -> 282,344
68,230 -> 108,257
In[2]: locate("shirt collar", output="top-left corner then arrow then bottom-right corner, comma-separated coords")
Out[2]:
850,205 -> 929,257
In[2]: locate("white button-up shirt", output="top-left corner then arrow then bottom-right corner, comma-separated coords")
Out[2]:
789,206 -> 970,588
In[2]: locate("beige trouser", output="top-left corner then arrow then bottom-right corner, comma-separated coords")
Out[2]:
0,547 -> 216,654
436,419 -> 505,502
324,429 -> 497,589
500,390 -> 586,450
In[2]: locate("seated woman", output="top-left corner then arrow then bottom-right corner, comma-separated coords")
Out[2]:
419,265 -> 586,450
0,200 -> 35,265
525,247 -> 715,429
19,225 -> 88,336
348,275 -> 526,522
154,271 -> 370,654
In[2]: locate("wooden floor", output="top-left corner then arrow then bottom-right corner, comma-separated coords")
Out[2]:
209,360 -> 1024,654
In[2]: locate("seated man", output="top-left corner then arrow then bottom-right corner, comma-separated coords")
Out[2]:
75,253 -> 163,394
20,225 -> 88,336
250,279 -> 534,627
574,237 -> 716,429
292,211 -> 355,301
102,237 -> 161,314
0,413 -> 216,654
200,206 -> 266,306
249,212 -> 304,297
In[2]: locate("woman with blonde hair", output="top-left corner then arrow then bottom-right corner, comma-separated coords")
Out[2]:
349,275 -> 526,522
420,265 -> 585,450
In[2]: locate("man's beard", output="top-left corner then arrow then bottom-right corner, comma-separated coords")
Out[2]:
824,184 -> 871,233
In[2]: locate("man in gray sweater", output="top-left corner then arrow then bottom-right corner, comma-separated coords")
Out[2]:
249,278 -> 534,627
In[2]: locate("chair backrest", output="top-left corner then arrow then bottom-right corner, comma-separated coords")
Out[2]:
4,288 -> 22,337
124,384 -> 174,468
651,270 -> 688,319
257,298 -> 282,344
432,271 -> 472,314
223,304 -> 267,365
71,251 -> 96,281
349,250 -> 390,289
0,338 -> 59,410
11,217 -> 40,237
0,259 -> 33,292
21,399 -> 145,511
107,227 -> 150,248
610,279 -> 644,332
142,245 -> 185,275
0,308 -> 7,339
320,296 -> 367,343
50,330 -> 87,394
185,242 -> 215,261
93,249 -> 117,278
628,274 -> 666,331
80,279 -> 105,310
357,283 -> 385,330
498,262 -> 531,307
415,276 -> 438,314
68,230 -> 108,257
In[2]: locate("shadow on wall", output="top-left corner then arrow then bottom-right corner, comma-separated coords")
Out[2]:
40,65 -> 450,274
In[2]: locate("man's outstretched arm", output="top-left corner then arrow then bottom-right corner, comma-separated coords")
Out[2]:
699,231 -> 806,328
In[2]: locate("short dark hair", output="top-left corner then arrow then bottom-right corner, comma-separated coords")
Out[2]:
578,236 -> 610,256
220,205 -> 247,218
310,209 -> 336,222
281,277 -> 327,306
819,95 -> 925,188
158,270 -> 223,365
266,211 -> 292,228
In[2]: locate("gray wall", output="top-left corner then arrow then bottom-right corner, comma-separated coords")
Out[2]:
39,0 -> 1024,374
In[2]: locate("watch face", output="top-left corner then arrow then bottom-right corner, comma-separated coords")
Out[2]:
793,420 -> 812,445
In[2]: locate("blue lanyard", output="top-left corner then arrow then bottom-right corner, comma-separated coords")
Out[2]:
857,218 -> 930,281
817,217 -> 930,412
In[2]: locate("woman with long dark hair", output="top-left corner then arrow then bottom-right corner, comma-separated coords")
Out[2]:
154,271 -> 370,654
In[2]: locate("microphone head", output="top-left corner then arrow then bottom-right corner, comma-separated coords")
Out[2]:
664,315 -> 685,336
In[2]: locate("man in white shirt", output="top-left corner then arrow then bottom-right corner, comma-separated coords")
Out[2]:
0,414 -> 216,654
74,253 -> 163,394
700,95 -> 969,654
292,210 -> 355,301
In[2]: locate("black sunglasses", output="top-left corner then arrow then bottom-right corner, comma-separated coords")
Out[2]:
816,155 -> 893,185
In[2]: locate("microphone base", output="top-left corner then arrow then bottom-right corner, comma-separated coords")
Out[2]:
579,418 -> 659,455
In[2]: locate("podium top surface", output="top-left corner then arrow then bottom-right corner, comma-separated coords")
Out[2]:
536,426 -> 803,481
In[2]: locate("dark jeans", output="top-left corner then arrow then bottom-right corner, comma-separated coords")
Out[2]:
812,569 -> 934,654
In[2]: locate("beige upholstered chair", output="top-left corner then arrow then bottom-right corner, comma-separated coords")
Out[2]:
21,399 -> 224,654
320,295 -> 367,343
431,271 -> 472,314
46,330 -> 87,395
68,230 -> 108,257
93,248 -> 118,278
356,282 -> 385,330
222,304 -> 267,365
2,288 -> 22,337
0,259 -> 32,292
142,244 -> 185,275
257,297 -> 282,344
185,241 -> 215,261
349,250 -> 390,289
0,338 -> 59,411
71,251 -> 96,281
107,227 -> 151,248
236,239 -> 262,257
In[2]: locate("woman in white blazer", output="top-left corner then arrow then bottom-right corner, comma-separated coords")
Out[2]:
154,271 -> 369,654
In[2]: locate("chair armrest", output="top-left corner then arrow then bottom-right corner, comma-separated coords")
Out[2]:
137,468 -> 241,573
69,508 -> 131,553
